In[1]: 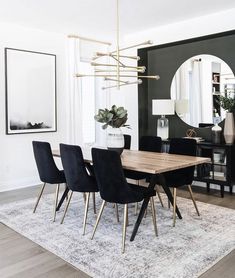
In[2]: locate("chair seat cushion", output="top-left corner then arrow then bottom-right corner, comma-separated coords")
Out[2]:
156,167 -> 194,188
111,183 -> 155,204
45,170 -> 66,184
72,176 -> 99,193
124,169 -> 149,181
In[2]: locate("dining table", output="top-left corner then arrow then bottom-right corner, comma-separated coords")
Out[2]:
53,148 -> 210,241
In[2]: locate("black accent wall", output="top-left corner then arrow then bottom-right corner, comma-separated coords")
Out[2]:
138,30 -> 235,142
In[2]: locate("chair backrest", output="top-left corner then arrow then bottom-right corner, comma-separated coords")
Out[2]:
32,141 -> 62,184
60,144 -> 95,192
139,136 -> 162,152
168,138 -> 197,185
92,148 -> 130,203
169,138 -> 197,156
124,134 -> 131,149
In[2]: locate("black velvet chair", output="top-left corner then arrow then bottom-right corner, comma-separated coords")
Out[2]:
159,138 -> 199,226
124,134 -> 131,150
32,141 -> 66,222
60,144 -> 99,235
124,136 -> 164,209
91,148 -> 157,253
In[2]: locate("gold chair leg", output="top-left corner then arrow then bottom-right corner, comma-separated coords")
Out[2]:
115,203 -> 120,222
83,192 -> 90,235
156,185 -> 164,208
60,191 -> 73,224
122,204 -> 128,254
188,185 -> 200,216
91,200 -> 106,240
150,197 -> 158,236
92,192 -> 96,214
33,183 -> 46,213
173,188 -> 177,227
134,202 -> 138,215
53,184 -> 60,222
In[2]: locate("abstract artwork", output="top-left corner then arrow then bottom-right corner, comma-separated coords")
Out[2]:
5,48 -> 57,134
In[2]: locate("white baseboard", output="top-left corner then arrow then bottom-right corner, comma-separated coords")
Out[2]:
0,177 -> 41,192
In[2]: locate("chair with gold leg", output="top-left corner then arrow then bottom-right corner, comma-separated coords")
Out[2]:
32,141 -> 66,222
91,148 -> 157,253
157,138 -> 198,227
59,144 -> 99,235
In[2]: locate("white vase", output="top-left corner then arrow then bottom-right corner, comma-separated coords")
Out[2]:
106,127 -> 124,154
223,112 -> 235,144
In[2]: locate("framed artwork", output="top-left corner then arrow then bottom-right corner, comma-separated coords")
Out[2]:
5,48 -> 57,134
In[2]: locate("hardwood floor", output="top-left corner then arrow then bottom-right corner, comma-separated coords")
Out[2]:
0,184 -> 234,278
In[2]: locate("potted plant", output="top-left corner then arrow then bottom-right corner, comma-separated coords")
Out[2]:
219,95 -> 235,144
94,105 -> 130,154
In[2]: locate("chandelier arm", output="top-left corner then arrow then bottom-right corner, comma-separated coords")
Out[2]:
93,52 -> 140,60
102,80 -> 142,90
95,69 -> 145,73
76,74 -> 160,79
91,62 -> 145,70
116,0 -> 120,89
111,40 -> 153,54
104,78 -> 129,84
110,55 -> 126,67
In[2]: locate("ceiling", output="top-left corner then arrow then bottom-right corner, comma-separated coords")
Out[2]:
0,0 -> 235,40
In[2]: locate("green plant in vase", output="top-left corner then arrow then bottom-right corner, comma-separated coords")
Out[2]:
218,95 -> 235,144
218,95 -> 235,112
94,105 -> 130,129
94,105 -> 130,153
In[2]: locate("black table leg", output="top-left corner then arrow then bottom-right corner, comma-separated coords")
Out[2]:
56,186 -> 69,211
130,197 -> 150,241
220,185 -> 224,198
206,182 -> 210,193
130,174 -> 183,242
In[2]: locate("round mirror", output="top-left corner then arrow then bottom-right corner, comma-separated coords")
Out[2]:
170,54 -> 235,128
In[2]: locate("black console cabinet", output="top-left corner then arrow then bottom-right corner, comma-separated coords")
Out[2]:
163,140 -> 235,197
194,142 -> 235,197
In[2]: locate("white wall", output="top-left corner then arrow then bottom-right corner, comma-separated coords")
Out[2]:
0,23 -> 67,191
119,8 -> 235,149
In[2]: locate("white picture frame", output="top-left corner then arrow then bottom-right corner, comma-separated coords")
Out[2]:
5,48 -> 57,134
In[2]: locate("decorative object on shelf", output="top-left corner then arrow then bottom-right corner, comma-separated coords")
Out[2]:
152,99 -> 175,139
74,0 -> 160,90
94,105 -> 130,154
186,128 -> 197,138
211,123 -> 222,144
218,95 -> 235,144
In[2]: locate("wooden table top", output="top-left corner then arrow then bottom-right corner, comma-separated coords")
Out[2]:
53,148 -> 210,175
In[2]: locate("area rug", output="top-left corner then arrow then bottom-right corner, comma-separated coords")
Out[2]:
0,193 -> 234,278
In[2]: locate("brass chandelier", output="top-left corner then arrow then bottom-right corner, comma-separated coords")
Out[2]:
75,0 -> 160,90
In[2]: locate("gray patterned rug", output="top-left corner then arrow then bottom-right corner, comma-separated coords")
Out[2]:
0,193 -> 234,278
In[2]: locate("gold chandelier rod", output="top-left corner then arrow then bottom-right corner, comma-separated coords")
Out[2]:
95,69 -> 145,73
116,0 -> 120,89
111,40 -> 153,54
92,52 -> 140,60
76,74 -> 160,79
102,79 -> 143,90
91,62 -> 146,70
104,78 -> 129,84
67,34 -> 111,46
